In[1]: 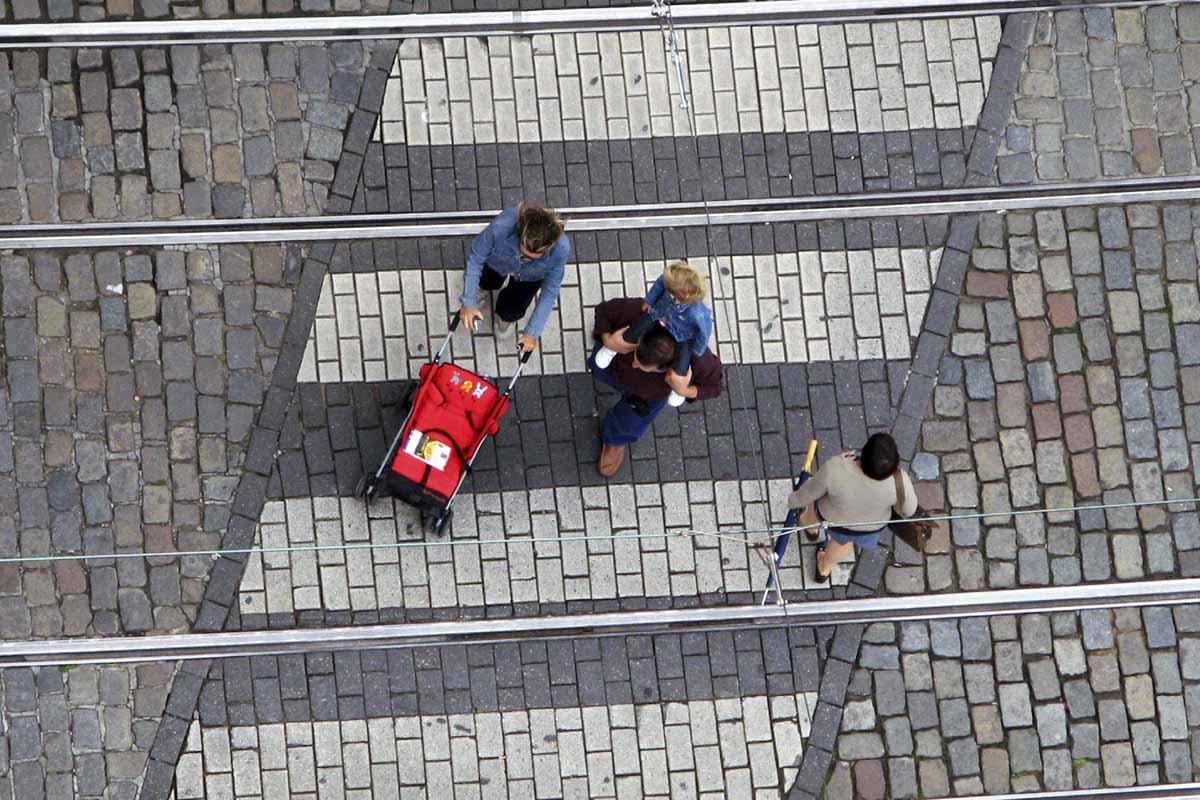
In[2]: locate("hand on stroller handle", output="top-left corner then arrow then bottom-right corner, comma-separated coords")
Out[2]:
446,311 -> 533,365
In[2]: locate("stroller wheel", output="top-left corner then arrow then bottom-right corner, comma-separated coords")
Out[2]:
433,509 -> 454,537
355,475 -> 376,501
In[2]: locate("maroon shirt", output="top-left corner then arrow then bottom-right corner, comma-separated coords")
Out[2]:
592,298 -> 724,403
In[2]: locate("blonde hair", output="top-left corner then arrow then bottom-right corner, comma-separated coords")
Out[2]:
662,260 -> 706,304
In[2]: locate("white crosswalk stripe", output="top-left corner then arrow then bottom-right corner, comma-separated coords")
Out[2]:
177,692 -> 818,799
378,19 -> 1002,144
301,249 -> 940,383
238,480 -> 853,617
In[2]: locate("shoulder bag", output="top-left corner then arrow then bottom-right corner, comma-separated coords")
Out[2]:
890,472 -> 935,554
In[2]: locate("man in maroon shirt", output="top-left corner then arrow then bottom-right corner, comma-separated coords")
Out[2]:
590,298 -> 724,477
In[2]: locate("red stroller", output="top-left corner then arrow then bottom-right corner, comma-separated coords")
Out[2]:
354,313 -> 531,535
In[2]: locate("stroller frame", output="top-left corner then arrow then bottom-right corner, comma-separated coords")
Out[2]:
355,313 -> 532,535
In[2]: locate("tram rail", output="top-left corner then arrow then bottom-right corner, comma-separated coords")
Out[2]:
965,787 -> 1200,800
0,0 -> 1180,47
4,176 -> 1200,250
1,578 -> 1197,668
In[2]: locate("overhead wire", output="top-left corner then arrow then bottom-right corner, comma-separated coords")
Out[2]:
651,0 -> 780,564
0,493 -> 1193,566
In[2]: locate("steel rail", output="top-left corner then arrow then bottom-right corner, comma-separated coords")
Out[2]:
1,578 -> 1197,667
0,0 -> 1179,47
4,176 -> 1200,250
965,788 -> 1200,800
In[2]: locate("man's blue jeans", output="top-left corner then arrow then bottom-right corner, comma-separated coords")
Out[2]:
588,347 -> 668,446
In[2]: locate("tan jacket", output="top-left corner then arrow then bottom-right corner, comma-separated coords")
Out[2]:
787,451 -> 918,531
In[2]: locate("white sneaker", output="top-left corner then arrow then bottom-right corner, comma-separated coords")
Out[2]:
594,346 -> 617,369
667,390 -> 686,407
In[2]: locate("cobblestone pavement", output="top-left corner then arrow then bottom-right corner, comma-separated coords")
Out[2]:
996,4 -> 1200,183
0,244 -> 300,799
824,6 -> 1200,797
826,201 -> 1200,797
0,27 -> 387,800
0,40 -> 369,222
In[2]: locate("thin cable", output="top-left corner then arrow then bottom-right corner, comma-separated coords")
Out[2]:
1,494 -> 1194,566
652,0 -> 778,557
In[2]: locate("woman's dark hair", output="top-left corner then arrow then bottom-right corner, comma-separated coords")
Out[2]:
517,202 -> 564,252
635,328 -> 677,371
860,432 -> 899,480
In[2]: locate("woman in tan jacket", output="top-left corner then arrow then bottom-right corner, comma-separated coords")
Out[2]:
787,433 -> 917,582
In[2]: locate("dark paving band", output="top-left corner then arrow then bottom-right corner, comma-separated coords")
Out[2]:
193,626 -> 825,729
330,215 -> 951,274
785,13 -> 1034,800
363,128 -> 976,215
273,359 -> 909,499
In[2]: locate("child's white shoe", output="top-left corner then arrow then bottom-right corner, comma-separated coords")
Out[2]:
667,390 -> 686,407
594,346 -> 617,369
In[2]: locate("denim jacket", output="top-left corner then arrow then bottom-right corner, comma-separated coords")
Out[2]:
644,276 -> 713,354
460,207 -> 571,337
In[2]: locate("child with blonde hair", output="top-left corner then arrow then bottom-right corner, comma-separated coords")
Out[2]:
594,261 -> 714,407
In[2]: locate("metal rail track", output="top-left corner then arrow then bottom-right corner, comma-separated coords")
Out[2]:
967,788 -> 1200,800
0,0 -> 1180,47
3,176 -> 1200,250
1,579 -> 1197,667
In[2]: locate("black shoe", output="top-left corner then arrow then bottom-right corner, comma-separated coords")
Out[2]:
804,526 -> 819,542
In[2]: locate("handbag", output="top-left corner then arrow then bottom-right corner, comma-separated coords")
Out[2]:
890,471 -> 935,553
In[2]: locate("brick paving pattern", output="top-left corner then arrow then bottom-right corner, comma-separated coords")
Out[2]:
175,631 -> 820,799
276,358 -> 907,493
300,249 -> 941,382
369,19 -> 1004,213
7,3 -> 1200,799
380,22 -> 1000,144
238,481 -> 855,622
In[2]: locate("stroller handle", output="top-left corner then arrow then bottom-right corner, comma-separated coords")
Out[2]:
439,311 -> 532,393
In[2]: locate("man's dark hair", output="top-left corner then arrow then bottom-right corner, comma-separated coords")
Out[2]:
635,328 -> 677,371
518,202 -> 564,252
860,432 -> 899,480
